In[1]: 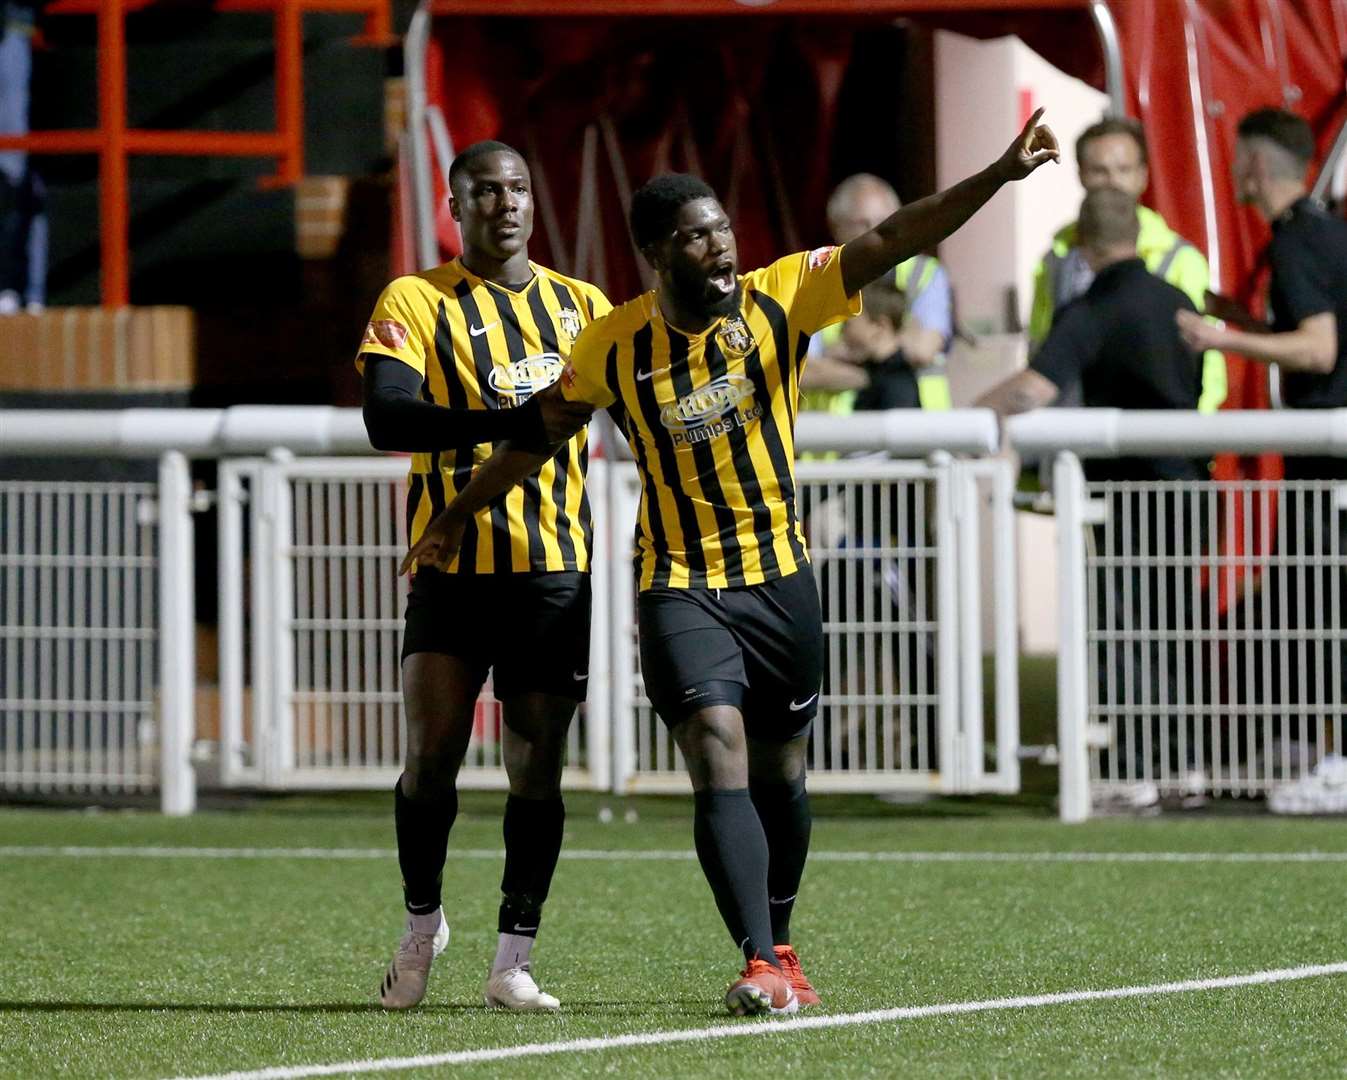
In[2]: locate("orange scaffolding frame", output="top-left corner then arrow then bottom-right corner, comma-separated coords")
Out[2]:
0,0 -> 392,307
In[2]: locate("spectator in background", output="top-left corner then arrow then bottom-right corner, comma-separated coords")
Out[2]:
1029,117 -> 1222,412
980,188 -> 1205,810
800,175 -> 953,774
0,0 -> 46,315
801,173 -> 953,414
1177,107 -> 1347,741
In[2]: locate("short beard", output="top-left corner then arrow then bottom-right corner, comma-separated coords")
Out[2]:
669,261 -> 741,321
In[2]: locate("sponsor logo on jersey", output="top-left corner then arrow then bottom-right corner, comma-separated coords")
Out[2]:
557,306 -> 582,344
808,245 -> 837,271
716,316 -> 754,359
488,351 -> 564,404
363,319 -> 410,350
660,373 -> 763,447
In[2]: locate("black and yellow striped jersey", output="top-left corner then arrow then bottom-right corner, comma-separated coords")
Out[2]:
356,258 -> 611,573
561,245 -> 860,590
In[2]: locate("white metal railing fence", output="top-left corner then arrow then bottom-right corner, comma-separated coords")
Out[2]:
0,479 -> 159,794
0,455 -> 195,811
606,456 -> 1020,794
7,405 -> 1347,820
1014,409 -> 1347,821
219,455 -> 610,792
1052,451 -> 1347,819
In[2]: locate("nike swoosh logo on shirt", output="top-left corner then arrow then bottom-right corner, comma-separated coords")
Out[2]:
788,693 -> 819,712
635,368 -> 661,381
469,322 -> 498,337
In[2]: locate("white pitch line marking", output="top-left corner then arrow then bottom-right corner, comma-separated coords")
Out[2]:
168,961 -> 1347,1080
5,845 -> 1347,864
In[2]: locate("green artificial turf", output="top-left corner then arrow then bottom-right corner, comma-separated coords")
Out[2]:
2,795 -> 1343,1079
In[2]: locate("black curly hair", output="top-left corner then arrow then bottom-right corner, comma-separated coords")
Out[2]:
629,173 -> 718,251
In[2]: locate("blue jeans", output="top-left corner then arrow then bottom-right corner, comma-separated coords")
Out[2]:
1,26 -> 46,305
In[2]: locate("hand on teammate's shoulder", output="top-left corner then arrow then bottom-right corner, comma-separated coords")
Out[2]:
537,382 -> 595,444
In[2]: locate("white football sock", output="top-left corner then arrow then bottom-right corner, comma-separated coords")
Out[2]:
407,908 -> 442,935
492,932 -> 536,973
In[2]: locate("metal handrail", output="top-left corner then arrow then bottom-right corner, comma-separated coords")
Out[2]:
10,405 -> 1347,462
0,0 -> 392,306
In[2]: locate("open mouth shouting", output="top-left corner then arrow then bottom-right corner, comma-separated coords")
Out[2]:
708,260 -> 737,297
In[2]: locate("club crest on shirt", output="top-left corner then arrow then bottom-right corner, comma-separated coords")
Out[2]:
659,373 -> 763,447
716,316 -> 754,359
362,319 -> 410,351
488,351 -> 565,405
556,306 -> 582,345
808,245 -> 837,271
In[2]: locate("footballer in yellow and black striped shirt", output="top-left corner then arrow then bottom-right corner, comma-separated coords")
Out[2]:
358,140 -> 610,1015
407,114 -> 1060,1013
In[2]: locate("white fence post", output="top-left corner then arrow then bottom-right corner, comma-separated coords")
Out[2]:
954,461 -> 985,790
157,450 -> 196,815
931,452 -> 961,793
1054,451 -> 1091,823
585,459 -> 612,791
609,465 -> 638,794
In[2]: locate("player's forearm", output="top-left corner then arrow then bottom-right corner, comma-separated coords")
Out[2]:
444,442 -> 557,523
842,165 -> 1004,295
361,357 -> 545,451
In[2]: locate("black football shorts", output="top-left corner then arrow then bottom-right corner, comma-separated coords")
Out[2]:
637,565 -> 824,739
402,568 -> 592,701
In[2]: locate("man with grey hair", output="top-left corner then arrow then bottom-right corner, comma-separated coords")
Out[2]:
1178,107 -> 1347,753
803,173 -> 954,411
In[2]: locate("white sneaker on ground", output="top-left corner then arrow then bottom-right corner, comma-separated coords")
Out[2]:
378,912 -> 449,1009
483,964 -> 560,1011
1269,755 -> 1347,815
1091,780 -> 1161,815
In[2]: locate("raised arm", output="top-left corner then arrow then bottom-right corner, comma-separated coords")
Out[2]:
840,108 -> 1059,297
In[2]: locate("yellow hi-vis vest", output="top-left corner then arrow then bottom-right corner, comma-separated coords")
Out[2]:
803,255 -> 952,416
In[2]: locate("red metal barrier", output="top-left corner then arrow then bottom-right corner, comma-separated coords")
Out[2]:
0,0 -> 392,307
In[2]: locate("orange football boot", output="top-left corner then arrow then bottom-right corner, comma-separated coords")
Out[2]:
724,956 -> 799,1016
772,944 -> 821,1007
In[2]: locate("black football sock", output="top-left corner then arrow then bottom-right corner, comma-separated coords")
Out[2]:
394,776 -> 458,916
692,788 -> 778,967
497,793 -> 565,938
750,773 -> 811,946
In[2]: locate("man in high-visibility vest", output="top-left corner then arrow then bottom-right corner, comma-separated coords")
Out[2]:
801,173 -> 953,416
1029,116 -> 1225,412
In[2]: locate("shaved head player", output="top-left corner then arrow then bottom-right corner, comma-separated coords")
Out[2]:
358,140 -> 606,1012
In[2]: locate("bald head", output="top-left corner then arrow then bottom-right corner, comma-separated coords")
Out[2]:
826,174 -> 901,244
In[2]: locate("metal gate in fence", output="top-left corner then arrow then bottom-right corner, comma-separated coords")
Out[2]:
218,455 -> 611,791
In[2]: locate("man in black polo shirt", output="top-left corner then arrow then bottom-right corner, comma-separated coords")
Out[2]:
978,187 -> 1202,464
1177,107 -> 1347,731
979,187 -> 1204,803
